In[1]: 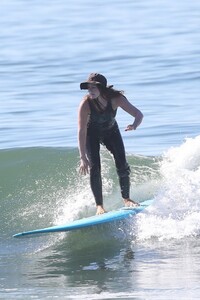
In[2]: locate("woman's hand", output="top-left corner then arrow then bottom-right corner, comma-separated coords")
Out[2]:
114,95 -> 143,132
125,124 -> 136,131
79,156 -> 90,175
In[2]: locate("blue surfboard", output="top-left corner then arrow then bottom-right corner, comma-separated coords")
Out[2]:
13,199 -> 153,238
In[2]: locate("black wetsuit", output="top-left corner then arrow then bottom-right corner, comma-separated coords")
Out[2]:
86,98 -> 130,206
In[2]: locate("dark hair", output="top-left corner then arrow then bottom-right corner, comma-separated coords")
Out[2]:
97,85 -> 125,99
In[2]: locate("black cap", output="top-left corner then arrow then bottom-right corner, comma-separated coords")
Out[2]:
80,73 -> 107,90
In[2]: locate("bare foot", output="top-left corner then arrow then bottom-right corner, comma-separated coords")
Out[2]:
96,205 -> 106,215
123,198 -> 140,207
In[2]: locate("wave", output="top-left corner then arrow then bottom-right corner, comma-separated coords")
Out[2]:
0,146 -> 158,232
136,135 -> 200,241
1,136 -> 200,252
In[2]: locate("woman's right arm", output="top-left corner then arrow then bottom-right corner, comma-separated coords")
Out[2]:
78,99 -> 90,175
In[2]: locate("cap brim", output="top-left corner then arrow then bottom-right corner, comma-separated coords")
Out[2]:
80,81 -> 102,90
80,82 -> 89,90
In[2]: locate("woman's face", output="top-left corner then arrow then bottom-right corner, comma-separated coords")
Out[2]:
87,84 -> 100,99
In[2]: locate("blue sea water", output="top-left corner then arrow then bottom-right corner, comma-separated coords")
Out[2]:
0,0 -> 200,299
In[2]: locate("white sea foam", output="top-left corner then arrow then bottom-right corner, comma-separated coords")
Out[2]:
136,135 -> 200,241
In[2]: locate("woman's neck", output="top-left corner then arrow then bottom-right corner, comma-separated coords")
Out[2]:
93,96 -> 108,112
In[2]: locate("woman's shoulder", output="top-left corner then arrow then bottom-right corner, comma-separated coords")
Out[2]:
79,95 -> 90,111
111,94 -> 127,110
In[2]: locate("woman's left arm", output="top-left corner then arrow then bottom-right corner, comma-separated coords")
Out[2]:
115,95 -> 144,131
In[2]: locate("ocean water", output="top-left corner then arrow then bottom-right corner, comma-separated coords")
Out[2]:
0,0 -> 200,299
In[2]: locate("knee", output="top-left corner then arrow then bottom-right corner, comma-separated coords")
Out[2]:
117,163 -> 130,178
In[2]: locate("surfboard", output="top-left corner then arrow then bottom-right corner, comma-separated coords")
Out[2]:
13,199 -> 153,238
